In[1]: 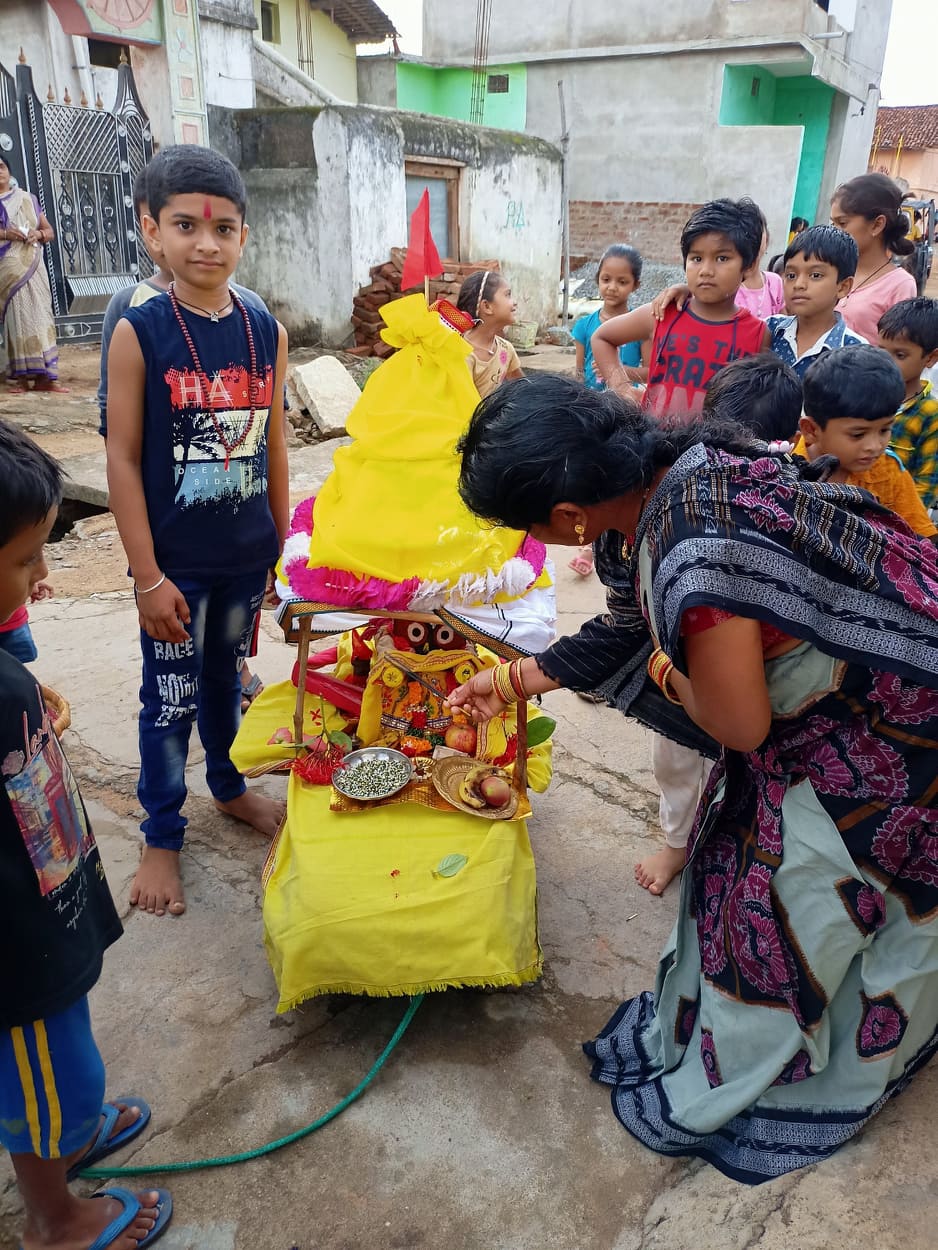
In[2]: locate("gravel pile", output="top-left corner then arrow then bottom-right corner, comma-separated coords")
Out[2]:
567,258 -> 685,307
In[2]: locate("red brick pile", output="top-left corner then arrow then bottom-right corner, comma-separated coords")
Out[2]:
351,250 -> 501,356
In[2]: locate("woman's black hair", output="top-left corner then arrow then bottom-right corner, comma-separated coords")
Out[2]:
598,243 -> 643,283
456,268 -> 507,321
703,353 -> 802,443
456,374 -> 760,530
784,224 -> 859,282
145,145 -> 247,221
802,345 -> 905,427
0,420 -> 63,548
832,173 -> 914,257
680,198 -> 764,270
789,216 -> 809,235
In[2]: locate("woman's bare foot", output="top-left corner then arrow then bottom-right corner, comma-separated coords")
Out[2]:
635,844 -> 686,895
21,1189 -> 162,1249
215,789 -> 285,837
129,847 -> 185,916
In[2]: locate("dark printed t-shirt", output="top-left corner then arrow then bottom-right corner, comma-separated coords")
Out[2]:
0,653 -> 121,1029
123,295 -> 281,579
643,303 -> 765,420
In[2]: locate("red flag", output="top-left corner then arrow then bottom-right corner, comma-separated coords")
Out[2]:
400,188 -> 443,291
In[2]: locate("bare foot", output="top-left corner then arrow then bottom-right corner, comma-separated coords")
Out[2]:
635,845 -> 686,895
215,788 -> 285,837
22,1189 -> 162,1250
129,847 -> 185,917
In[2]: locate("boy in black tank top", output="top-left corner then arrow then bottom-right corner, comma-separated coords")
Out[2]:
106,147 -> 290,919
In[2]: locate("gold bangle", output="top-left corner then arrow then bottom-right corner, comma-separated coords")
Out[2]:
492,661 -> 521,705
648,648 -> 682,705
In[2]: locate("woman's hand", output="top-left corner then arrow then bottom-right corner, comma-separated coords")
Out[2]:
25,228 -> 42,246
137,578 -> 191,644
446,668 -> 507,723
650,284 -> 691,321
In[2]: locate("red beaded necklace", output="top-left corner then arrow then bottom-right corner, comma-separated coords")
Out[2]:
168,282 -> 259,471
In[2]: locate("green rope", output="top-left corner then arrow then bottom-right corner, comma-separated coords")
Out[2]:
79,994 -> 424,1179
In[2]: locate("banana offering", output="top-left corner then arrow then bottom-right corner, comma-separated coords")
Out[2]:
458,764 -> 513,811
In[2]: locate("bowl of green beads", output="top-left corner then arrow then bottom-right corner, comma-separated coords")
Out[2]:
331,747 -> 414,802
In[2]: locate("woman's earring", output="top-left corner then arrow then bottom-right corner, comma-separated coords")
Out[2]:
575,523 -> 586,545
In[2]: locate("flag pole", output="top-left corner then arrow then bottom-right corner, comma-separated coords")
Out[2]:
424,275 -> 430,305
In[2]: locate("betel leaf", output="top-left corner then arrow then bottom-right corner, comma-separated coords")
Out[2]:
525,714 -> 556,748
327,731 -> 354,750
434,853 -> 468,878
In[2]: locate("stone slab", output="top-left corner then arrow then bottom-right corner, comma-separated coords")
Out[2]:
291,355 -> 361,437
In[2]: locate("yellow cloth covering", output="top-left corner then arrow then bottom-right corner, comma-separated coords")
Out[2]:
302,295 -> 530,592
231,673 -> 551,1006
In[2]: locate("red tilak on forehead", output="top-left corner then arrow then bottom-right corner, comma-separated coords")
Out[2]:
202,198 -> 212,219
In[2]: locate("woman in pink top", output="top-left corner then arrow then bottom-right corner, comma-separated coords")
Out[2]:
831,173 -> 917,342
734,208 -> 786,321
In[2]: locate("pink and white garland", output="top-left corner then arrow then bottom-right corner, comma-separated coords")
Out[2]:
279,497 -> 547,611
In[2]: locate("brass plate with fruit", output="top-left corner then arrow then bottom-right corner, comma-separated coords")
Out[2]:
431,758 -> 519,821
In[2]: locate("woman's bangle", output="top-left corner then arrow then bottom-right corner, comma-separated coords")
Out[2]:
648,647 -> 682,705
135,573 -> 166,595
492,661 -> 520,705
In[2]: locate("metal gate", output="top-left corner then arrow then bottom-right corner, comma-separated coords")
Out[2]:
0,54 -> 154,343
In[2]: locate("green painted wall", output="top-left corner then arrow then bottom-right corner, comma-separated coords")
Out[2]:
396,61 -> 526,130
720,65 -> 835,223
718,65 -> 776,127
772,78 -> 835,223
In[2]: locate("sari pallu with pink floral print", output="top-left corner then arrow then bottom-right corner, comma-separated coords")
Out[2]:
586,445 -> 938,1184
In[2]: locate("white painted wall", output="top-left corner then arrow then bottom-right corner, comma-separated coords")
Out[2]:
0,1 -> 82,104
458,144 -> 562,328
214,103 -> 562,345
200,16 -> 255,109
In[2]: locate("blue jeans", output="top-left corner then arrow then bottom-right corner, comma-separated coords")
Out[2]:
138,571 -> 266,850
0,622 -> 38,663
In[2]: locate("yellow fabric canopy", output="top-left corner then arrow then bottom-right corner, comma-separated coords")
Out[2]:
304,294 -> 529,588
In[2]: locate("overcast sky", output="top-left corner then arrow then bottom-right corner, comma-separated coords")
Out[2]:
373,0 -> 937,106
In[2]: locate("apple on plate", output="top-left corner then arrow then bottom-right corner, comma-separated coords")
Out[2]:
479,773 -> 512,809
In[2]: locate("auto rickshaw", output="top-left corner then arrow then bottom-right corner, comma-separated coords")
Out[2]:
902,198 -> 936,296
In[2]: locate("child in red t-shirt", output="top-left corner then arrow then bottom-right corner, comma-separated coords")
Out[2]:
0,579 -> 52,662
592,198 -> 769,419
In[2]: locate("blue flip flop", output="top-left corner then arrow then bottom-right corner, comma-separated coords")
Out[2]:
19,1186 -> 172,1250
86,1187 -> 172,1250
67,1096 -> 152,1181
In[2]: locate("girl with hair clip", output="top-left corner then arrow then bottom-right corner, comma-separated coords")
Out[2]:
831,173 -> 917,342
455,269 -> 525,399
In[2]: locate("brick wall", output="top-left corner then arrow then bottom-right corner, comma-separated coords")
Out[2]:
569,200 -> 703,267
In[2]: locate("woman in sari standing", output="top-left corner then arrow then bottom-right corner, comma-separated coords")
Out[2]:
0,157 -> 64,391
449,373 -> 938,1183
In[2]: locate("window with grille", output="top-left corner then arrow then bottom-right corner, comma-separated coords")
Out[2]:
487,74 -> 509,94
